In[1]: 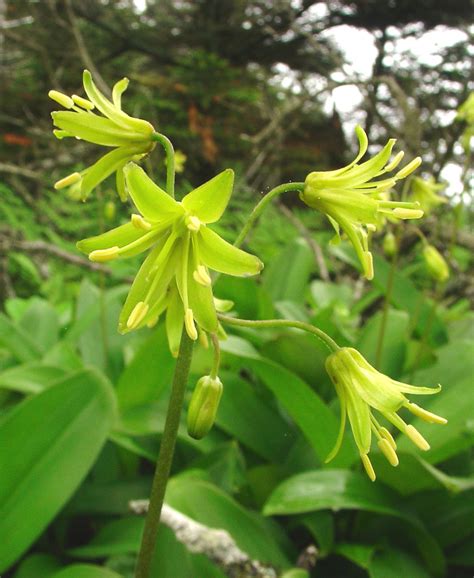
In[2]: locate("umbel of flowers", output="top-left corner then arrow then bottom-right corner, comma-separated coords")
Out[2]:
48,71 -> 447,481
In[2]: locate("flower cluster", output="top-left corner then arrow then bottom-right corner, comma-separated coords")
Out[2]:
325,347 -> 447,481
77,163 -> 262,355
49,70 -> 155,200
409,177 -> 447,213
300,126 -> 423,279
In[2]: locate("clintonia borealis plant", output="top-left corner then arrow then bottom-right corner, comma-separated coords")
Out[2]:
49,71 -> 448,578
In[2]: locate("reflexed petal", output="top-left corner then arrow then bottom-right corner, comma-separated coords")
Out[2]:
198,227 -> 263,277
345,384 -> 371,455
112,77 -> 129,110
51,111 -> 145,147
325,380 -> 347,463
81,146 -> 145,199
77,222 -> 145,254
166,285 -> 184,357
124,162 -> 182,221
182,169 -> 234,223
116,166 -> 127,202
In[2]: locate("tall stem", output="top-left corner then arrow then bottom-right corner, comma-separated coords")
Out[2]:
135,329 -> 194,578
151,132 -> 176,198
375,252 -> 397,367
234,182 -> 305,248
218,314 -> 339,353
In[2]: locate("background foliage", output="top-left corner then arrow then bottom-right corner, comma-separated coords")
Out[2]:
0,1 -> 473,577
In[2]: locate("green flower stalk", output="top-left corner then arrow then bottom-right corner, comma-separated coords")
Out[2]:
77,163 -> 263,355
300,126 -> 424,280
325,347 -> 447,481
187,375 -> 223,439
49,70 -> 155,200
410,176 -> 447,213
423,244 -> 450,283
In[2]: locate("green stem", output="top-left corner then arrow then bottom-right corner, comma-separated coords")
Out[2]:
134,329 -> 194,578
210,333 -> 221,379
375,252 -> 397,367
234,182 -> 305,248
151,132 -> 176,197
218,314 -> 340,353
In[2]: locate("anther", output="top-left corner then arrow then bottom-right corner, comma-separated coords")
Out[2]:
379,427 -> 397,450
406,403 -> 447,425
385,151 -> 405,172
395,157 -> 422,179
72,94 -> 95,110
185,308 -> 198,340
54,172 -> 82,190
48,90 -> 74,109
131,213 -> 152,231
392,208 -> 424,220
361,454 -> 376,482
405,425 -> 430,451
89,246 -> 120,262
185,215 -> 201,232
127,301 -> 149,329
193,265 -> 212,286
378,439 -> 399,467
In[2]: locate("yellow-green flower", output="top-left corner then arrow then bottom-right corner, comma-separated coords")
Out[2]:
49,70 -> 155,200
423,244 -> 450,283
410,176 -> 447,213
325,347 -> 447,481
300,126 -> 424,280
77,163 -> 263,355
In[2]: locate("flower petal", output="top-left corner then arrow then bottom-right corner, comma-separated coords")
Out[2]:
325,379 -> 347,463
77,222 -> 145,254
124,162 -> 182,221
81,146 -> 144,199
182,169 -> 234,223
166,284 -> 184,357
188,240 -> 217,333
345,383 -> 372,455
198,227 -> 263,277
51,111 -> 145,147
112,77 -> 129,110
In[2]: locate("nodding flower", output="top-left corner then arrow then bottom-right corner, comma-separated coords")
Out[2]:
300,126 -> 423,280
76,163 -> 263,355
324,347 -> 447,481
49,70 -> 155,200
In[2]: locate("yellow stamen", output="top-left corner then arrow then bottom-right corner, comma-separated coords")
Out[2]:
406,403 -> 447,424
72,94 -> 95,110
361,454 -> 376,482
395,156 -> 422,179
193,265 -> 212,286
54,172 -> 82,190
131,213 -> 152,231
185,215 -> 201,232
379,427 -> 397,450
127,301 -> 149,329
89,246 -> 120,262
385,150 -> 405,172
392,208 -> 424,219
185,308 -> 198,340
378,439 -> 399,467
48,90 -> 74,109
199,330 -> 209,349
405,425 -> 430,451
365,251 -> 374,280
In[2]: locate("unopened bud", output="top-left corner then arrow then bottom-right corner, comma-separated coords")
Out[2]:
187,375 -> 223,439
383,232 -> 398,258
422,245 -> 449,282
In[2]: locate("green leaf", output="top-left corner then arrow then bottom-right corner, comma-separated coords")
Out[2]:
263,237 -> 314,302
298,511 -> 334,556
369,547 -> 430,578
69,517 -> 144,558
19,299 -> 60,354
0,369 -> 116,572
335,543 -> 374,569
166,476 -> 293,567
51,565 -> 122,578
0,364 -> 67,394
357,309 -> 410,377
215,372 -> 295,461
0,313 -> 42,362
14,554 -> 62,578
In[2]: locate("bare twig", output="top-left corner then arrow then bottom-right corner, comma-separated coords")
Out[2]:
130,501 -> 278,578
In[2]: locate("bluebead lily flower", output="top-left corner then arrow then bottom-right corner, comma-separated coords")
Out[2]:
325,347 -> 447,481
300,126 -> 424,280
77,163 -> 263,355
49,70 -> 155,200
409,176 -> 447,213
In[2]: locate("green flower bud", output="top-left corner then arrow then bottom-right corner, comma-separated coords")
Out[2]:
423,245 -> 449,282
104,200 -> 116,221
382,232 -> 398,258
187,375 -> 223,439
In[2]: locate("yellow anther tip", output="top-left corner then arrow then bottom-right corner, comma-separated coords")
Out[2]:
54,172 -> 82,190
89,246 -> 120,263
185,215 -> 201,232
185,308 -> 198,340
127,301 -> 149,329
48,90 -> 74,109
361,454 -> 376,482
131,213 -> 152,231
406,425 -> 430,451
378,439 -> 399,467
